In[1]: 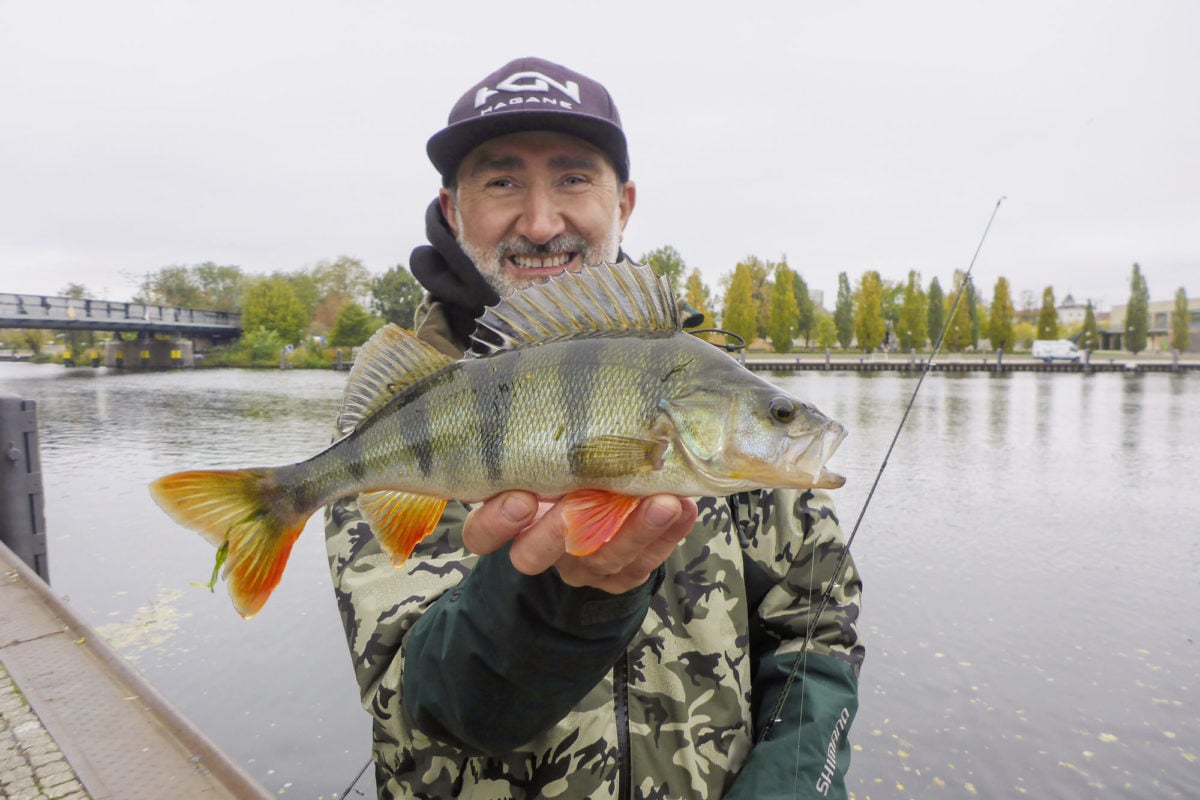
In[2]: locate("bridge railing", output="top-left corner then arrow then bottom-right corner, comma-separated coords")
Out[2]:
0,293 -> 241,331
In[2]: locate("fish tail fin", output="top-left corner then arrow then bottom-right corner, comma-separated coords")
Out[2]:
560,490 -> 643,556
149,469 -> 308,618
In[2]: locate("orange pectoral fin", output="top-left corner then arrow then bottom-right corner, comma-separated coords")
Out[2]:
560,490 -> 643,556
358,490 -> 449,567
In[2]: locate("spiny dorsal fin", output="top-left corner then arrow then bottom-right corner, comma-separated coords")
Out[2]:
337,324 -> 455,435
469,260 -> 679,356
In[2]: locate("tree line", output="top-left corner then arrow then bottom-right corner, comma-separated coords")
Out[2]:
643,248 -> 1189,356
3,251 -> 1189,361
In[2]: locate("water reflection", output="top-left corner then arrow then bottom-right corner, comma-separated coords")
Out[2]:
1120,374 -> 1144,453
2,364 -> 1197,800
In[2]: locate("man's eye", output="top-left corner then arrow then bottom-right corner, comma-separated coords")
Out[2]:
562,175 -> 589,186
487,178 -> 514,189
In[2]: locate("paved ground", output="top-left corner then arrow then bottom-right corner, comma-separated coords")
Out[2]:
0,664 -> 89,800
0,541 -> 271,800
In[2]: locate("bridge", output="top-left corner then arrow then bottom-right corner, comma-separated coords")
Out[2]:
1,292 -> 242,367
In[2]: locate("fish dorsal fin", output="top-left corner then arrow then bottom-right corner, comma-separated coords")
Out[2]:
469,260 -> 680,356
337,323 -> 455,435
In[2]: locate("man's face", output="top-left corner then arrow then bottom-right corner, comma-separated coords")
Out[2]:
440,131 -> 636,295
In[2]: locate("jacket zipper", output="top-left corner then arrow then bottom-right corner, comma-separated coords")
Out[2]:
613,651 -> 632,800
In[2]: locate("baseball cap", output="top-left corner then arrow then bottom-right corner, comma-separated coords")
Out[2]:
427,57 -> 630,184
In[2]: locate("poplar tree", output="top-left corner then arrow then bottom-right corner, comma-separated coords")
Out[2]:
1079,301 -> 1101,351
989,276 -> 1016,352
1036,287 -> 1058,339
1125,263 -> 1150,354
792,272 -> 815,346
927,276 -> 945,347
684,268 -> 714,328
767,264 -> 800,353
722,263 -> 759,349
942,271 -> 973,352
1170,287 -> 1191,352
834,272 -> 854,349
896,270 -> 928,351
854,270 -> 887,353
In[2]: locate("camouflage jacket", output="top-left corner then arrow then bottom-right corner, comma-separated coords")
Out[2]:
325,300 -> 865,799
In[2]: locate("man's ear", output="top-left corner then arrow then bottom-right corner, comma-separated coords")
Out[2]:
439,187 -> 458,235
618,180 -> 637,241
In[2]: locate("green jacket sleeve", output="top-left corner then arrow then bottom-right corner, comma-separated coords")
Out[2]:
724,488 -> 865,799
403,540 -> 661,755
325,496 -> 659,757
724,651 -> 859,799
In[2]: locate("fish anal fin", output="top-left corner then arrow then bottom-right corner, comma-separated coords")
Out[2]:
560,490 -> 642,556
358,490 -> 449,567
568,435 -> 666,480
337,324 -> 455,435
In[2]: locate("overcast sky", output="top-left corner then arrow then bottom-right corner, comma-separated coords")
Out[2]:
2,1 -> 1196,312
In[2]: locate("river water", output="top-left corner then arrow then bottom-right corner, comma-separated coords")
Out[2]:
1,362 -> 1196,799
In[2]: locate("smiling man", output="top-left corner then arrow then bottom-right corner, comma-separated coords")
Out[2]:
325,57 -> 864,799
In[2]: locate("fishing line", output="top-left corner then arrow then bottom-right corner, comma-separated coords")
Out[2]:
759,196 -> 1006,746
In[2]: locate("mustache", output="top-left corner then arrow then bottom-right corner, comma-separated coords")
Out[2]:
496,234 -> 590,258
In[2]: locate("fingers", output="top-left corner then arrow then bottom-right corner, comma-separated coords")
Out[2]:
461,491 -> 539,555
510,494 -> 698,594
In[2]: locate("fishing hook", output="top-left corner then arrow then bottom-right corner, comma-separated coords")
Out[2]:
759,196 -> 1006,745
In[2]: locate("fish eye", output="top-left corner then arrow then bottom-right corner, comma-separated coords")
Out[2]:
769,396 -> 796,424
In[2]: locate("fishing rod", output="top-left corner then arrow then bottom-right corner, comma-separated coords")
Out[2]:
759,196 -> 1006,744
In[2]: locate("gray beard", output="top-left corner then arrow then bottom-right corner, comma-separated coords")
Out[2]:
455,207 -> 622,296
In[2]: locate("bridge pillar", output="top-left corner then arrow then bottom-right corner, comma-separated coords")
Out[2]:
104,339 -> 194,368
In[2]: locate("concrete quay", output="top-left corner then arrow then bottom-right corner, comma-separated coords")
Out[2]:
0,542 -> 271,800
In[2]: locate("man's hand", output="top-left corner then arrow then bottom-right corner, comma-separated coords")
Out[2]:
462,492 -> 697,595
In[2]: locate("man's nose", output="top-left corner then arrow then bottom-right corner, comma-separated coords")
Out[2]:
514,186 -> 566,244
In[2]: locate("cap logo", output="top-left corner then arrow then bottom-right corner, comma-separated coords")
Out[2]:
473,70 -> 582,112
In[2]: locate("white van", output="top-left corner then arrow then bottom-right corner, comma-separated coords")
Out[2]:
1031,339 -> 1081,362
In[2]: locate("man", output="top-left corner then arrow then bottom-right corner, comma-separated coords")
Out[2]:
326,56 -> 864,799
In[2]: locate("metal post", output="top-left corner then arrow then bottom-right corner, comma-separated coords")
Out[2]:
0,393 -> 49,582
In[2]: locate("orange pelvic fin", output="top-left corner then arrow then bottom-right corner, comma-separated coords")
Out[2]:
358,490 -> 449,566
149,469 -> 308,619
560,490 -> 643,556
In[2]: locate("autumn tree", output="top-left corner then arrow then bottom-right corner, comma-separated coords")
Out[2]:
1170,287 -> 1190,353
988,277 -> 1016,353
1036,287 -> 1058,340
854,270 -> 887,353
722,262 -> 759,349
684,269 -> 714,328
1124,263 -> 1150,354
896,270 -> 927,352
834,272 -> 854,349
372,264 -> 424,329
927,276 -> 945,348
814,311 -> 838,349
241,275 -> 308,344
767,264 -> 800,353
942,271 -> 973,352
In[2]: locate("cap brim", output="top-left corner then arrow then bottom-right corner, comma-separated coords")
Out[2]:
427,111 -> 629,183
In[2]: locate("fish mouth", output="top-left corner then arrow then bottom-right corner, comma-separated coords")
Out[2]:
782,420 -> 848,489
